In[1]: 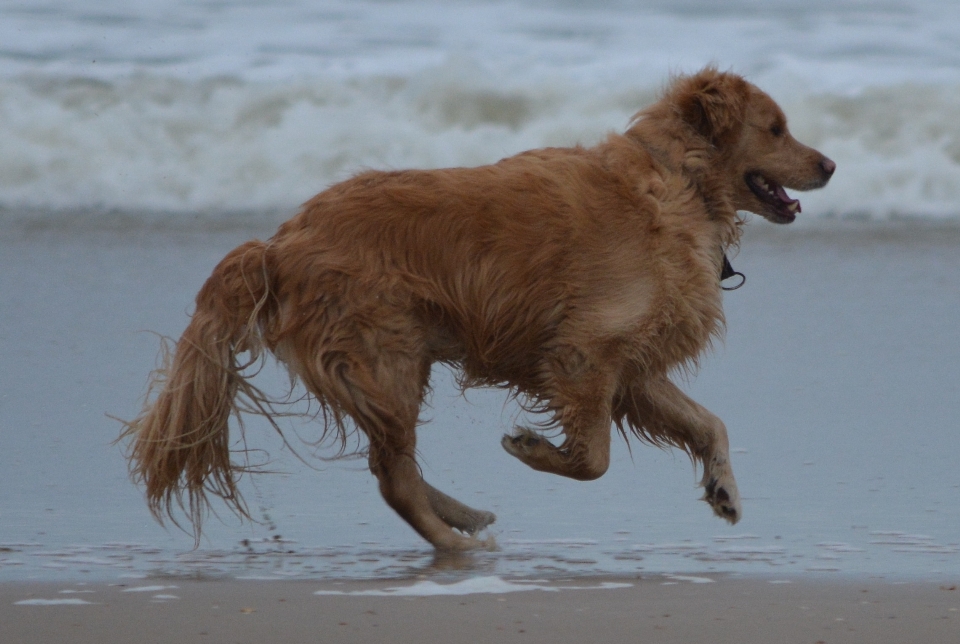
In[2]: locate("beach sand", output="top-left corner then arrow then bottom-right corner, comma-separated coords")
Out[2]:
3,575 -> 959,643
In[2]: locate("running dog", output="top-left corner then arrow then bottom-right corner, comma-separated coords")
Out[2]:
122,67 -> 835,549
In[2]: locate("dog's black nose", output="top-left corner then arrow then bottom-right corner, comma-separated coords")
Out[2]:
820,157 -> 836,178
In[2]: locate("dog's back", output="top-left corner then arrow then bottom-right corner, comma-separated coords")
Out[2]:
266,136 -> 718,388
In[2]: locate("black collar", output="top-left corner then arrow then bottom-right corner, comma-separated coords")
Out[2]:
721,253 -> 745,290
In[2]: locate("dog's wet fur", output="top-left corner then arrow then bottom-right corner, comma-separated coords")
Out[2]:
122,67 -> 834,549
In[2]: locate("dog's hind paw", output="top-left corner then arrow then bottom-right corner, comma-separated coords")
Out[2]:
424,482 -> 497,536
501,428 -> 545,462
703,476 -> 742,525
459,509 -> 497,536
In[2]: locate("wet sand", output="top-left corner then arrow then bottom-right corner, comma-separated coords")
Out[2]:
3,575 -> 959,643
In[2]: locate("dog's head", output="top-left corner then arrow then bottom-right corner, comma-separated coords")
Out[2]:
668,68 -> 835,224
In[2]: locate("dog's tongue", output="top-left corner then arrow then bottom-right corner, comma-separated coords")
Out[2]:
775,184 -> 801,213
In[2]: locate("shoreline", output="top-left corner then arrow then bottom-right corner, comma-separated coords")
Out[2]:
3,535 -> 959,586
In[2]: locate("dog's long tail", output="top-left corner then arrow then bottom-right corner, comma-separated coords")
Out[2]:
119,240 -> 274,543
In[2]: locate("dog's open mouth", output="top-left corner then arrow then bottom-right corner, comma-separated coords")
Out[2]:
746,173 -> 800,223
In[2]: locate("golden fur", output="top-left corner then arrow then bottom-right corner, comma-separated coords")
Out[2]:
121,67 -> 835,549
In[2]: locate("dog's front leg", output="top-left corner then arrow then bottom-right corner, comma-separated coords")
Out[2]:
501,371 -> 614,481
616,376 -> 741,524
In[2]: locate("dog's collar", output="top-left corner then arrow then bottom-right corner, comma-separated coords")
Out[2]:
721,254 -> 745,291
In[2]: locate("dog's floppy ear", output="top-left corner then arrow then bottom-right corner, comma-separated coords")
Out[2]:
673,69 -> 749,147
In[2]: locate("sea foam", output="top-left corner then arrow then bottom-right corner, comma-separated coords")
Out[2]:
3,66 -> 959,222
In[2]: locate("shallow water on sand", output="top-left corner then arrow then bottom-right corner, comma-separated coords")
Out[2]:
1,222 -> 958,582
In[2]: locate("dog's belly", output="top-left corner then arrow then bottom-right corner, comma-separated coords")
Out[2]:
423,316 -> 559,391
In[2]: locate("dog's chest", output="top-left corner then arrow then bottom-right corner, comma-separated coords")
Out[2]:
584,257 -> 722,368
588,276 -> 655,335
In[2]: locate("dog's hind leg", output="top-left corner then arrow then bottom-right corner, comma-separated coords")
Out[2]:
615,375 -> 741,524
322,325 -> 488,550
368,445 -> 485,550
423,482 -> 496,536
501,369 -> 615,481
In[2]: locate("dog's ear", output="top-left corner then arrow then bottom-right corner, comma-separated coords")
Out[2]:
674,69 -> 749,147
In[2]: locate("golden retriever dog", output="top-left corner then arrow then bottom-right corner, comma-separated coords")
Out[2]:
122,67 -> 834,550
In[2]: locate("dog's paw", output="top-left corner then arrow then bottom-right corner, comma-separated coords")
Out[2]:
501,428 -> 543,462
703,475 -> 742,525
460,509 -> 497,536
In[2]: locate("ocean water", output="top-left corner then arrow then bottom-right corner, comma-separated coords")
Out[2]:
1,0 -> 960,220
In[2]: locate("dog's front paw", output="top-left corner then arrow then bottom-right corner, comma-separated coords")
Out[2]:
703,475 -> 742,524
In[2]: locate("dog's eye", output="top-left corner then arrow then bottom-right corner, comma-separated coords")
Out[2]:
770,124 -> 784,137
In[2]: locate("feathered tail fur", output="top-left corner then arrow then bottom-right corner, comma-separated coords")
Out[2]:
119,240 -> 274,542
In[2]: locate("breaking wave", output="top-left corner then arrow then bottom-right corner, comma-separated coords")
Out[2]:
4,64 -> 960,225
